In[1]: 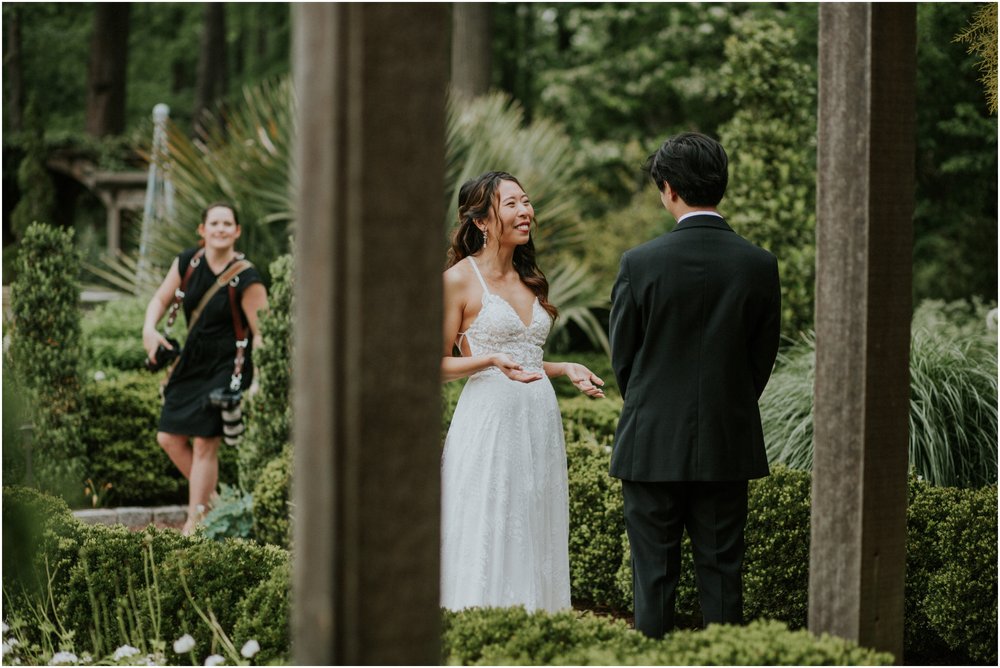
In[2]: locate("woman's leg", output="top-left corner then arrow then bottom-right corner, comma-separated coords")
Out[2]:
157,431 -> 192,479
182,436 -> 221,535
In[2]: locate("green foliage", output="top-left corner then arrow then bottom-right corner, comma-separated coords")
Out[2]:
566,441 -> 627,608
762,308 -> 998,488
743,467 -> 811,628
9,100 -> 58,241
61,524 -> 188,657
251,444 -> 292,549
441,607 -> 893,665
232,559 -> 290,665
139,538 -> 288,657
82,297 -> 158,373
3,486 -> 293,663
2,486 -> 84,621
2,357 -> 32,487
79,371 -> 185,507
559,394 -> 622,445
717,17 -> 817,338
906,481 -> 998,665
914,4 -> 998,304
558,417 -> 996,663
8,222 -> 86,498
239,252 -> 293,487
954,3 -> 998,114
200,483 -> 254,542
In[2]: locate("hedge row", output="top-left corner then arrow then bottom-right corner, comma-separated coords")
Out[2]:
566,440 -> 997,665
441,607 -> 893,665
5,486 -> 890,666
2,486 -> 290,665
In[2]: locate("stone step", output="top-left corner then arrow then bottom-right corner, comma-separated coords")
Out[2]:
73,505 -> 188,530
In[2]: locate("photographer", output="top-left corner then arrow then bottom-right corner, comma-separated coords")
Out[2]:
142,202 -> 268,536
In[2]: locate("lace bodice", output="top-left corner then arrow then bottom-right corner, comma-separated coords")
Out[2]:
459,257 -> 551,376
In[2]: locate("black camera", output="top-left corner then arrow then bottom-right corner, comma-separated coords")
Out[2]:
145,338 -> 181,372
209,387 -> 244,446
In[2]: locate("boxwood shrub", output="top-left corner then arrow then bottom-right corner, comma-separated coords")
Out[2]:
3,485 -> 292,664
252,442 -> 292,548
565,433 -> 996,665
79,371 -> 239,508
441,607 -> 893,665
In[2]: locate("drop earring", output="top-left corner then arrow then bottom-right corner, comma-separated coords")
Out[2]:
482,228 -> 488,246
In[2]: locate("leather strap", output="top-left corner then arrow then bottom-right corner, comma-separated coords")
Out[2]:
164,248 -> 205,332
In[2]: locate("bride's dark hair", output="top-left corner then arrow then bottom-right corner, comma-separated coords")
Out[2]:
447,171 -> 557,320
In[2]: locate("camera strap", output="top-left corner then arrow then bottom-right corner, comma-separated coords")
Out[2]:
218,258 -> 254,392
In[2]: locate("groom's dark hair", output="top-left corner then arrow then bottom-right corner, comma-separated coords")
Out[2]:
645,132 -> 728,207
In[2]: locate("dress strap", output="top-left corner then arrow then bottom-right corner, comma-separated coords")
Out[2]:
467,256 -> 490,295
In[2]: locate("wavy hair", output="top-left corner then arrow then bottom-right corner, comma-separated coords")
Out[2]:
447,171 -> 557,320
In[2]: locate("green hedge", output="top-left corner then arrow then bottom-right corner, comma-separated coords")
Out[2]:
78,371 -> 238,509
3,485 -> 291,664
441,607 -> 893,665
565,439 -> 997,665
81,296 -> 156,373
252,442 -> 292,548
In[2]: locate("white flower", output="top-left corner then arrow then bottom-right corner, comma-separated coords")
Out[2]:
240,639 -> 260,659
204,654 -> 225,666
93,370 -> 106,381
113,645 -> 140,661
49,651 -> 79,665
2,620 -> 8,633
172,634 -> 196,654
2,642 -> 11,657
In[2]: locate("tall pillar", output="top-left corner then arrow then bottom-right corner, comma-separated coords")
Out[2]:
291,4 -> 448,664
810,3 -> 916,661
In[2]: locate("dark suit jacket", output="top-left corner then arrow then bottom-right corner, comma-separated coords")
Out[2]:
609,215 -> 780,482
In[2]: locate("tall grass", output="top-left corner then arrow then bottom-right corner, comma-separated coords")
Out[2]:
761,305 -> 997,488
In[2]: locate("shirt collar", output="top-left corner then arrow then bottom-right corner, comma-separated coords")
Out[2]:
677,210 -> 724,224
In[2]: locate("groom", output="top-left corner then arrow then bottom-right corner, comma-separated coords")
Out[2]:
609,132 -> 781,638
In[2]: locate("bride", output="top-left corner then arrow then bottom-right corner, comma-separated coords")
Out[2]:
440,171 -> 605,612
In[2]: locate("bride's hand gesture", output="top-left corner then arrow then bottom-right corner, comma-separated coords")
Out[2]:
564,362 -> 606,398
493,353 -> 544,383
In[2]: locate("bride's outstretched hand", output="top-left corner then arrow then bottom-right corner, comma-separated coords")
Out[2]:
493,353 -> 544,383
565,363 -> 606,398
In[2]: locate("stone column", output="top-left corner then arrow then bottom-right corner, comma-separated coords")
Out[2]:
291,4 -> 448,664
810,3 -> 916,661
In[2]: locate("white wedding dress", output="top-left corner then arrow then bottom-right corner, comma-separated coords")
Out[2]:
440,257 -> 571,612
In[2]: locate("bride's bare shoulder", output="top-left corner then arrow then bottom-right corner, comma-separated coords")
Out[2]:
443,257 -> 474,291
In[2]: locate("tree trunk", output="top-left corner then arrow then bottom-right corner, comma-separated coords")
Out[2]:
450,3 -> 492,97
5,6 -> 24,132
194,2 -> 227,129
85,4 -> 130,137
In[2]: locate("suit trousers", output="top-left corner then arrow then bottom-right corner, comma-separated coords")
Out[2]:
622,479 -> 749,638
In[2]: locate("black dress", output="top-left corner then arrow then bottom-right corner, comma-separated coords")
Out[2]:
159,247 -> 262,437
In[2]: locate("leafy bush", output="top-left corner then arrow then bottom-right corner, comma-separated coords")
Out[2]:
200,483 -> 254,541
441,607 -> 893,665
239,252 -> 293,487
762,310 -> 998,488
560,394 -> 622,446
252,443 -> 292,548
718,17 -> 817,338
77,371 -> 238,508
906,481 -> 998,665
7,222 -> 86,498
2,486 -> 84,618
81,296 -> 156,373
562,423 -> 996,663
3,486 -> 293,664
566,441 -> 627,608
232,559 -> 290,665
79,371 -> 185,507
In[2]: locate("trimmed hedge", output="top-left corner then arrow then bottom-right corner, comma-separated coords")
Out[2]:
441,607 -> 893,665
3,485 -> 291,664
565,441 -> 997,665
252,442 -> 292,548
81,296 -> 156,373
78,371 -> 239,509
